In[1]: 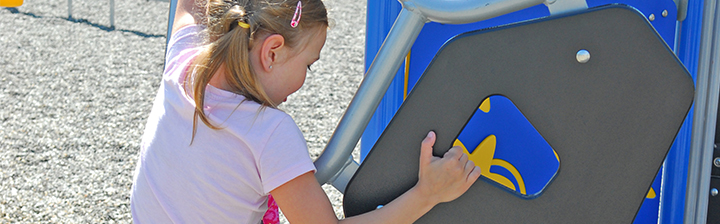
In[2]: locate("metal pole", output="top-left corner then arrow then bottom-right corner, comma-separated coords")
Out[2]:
68,0 -> 72,19
314,7 -> 426,184
167,0 -> 178,46
110,0 -> 115,29
685,0 -> 720,223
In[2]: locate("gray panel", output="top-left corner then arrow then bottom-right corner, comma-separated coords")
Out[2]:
344,5 -> 694,223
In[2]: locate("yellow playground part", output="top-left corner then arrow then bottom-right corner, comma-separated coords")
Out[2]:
0,0 -> 23,7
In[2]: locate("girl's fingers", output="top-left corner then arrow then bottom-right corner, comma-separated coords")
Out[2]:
419,131 -> 436,168
464,159 -> 476,174
458,151 -> 469,165
444,146 -> 463,161
468,166 -> 482,183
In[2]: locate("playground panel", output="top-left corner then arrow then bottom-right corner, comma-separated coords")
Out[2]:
349,5 -> 693,223
361,1 -> 681,223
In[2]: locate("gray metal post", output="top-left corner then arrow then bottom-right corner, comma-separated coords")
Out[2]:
313,0 -> 545,186
313,7 -> 426,184
685,0 -> 720,223
110,0 -> 115,28
167,0 -> 178,46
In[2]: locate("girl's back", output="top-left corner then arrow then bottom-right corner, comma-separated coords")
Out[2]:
131,24 -> 314,223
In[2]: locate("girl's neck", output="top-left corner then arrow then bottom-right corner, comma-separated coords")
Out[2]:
208,65 -> 230,91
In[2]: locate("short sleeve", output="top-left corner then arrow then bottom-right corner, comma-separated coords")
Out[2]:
258,116 -> 316,194
165,25 -> 203,66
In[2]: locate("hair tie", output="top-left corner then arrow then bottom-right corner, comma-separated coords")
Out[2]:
290,1 -> 302,28
238,21 -> 250,29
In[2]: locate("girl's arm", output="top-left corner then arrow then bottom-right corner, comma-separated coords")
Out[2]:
271,131 -> 481,224
171,0 -> 204,36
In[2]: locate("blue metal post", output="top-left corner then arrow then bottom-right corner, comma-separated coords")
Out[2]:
660,0 -> 705,223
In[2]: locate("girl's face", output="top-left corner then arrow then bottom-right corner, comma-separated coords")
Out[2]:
257,28 -> 327,106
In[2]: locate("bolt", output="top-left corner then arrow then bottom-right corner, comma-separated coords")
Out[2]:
576,49 -> 590,64
662,10 -> 668,17
649,14 -> 655,21
712,188 -> 718,197
714,157 -> 720,168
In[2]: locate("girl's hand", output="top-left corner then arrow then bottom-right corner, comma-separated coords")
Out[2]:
415,131 -> 481,205
273,131 -> 481,224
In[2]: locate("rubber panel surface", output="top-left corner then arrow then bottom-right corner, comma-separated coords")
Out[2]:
344,5 -> 694,223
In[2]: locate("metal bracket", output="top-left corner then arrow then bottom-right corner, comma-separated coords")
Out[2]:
675,0 -> 689,21
328,158 -> 360,194
544,0 -> 588,15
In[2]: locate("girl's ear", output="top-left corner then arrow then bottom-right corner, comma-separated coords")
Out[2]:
259,34 -> 286,72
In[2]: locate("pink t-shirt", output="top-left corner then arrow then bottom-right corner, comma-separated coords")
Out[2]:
130,25 -> 316,223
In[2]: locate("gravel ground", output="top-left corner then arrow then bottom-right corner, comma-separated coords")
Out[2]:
0,0 -> 365,222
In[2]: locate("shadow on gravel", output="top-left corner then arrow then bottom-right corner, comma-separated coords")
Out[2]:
4,7 -> 165,39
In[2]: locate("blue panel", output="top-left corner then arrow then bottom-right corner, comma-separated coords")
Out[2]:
635,169 -> 663,223
455,95 -> 559,199
361,0 -> 403,161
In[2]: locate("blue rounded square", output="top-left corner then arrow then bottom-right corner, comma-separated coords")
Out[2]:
454,95 -> 559,199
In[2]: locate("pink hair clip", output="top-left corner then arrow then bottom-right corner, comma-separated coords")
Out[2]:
290,1 -> 302,28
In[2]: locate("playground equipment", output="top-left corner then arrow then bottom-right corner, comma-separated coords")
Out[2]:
165,0 -> 719,223
0,0 -> 22,7
66,0 -> 115,28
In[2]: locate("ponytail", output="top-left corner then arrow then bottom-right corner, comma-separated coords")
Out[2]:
186,0 -> 328,143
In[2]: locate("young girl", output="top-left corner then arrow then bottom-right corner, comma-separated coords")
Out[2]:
130,0 -> 481,223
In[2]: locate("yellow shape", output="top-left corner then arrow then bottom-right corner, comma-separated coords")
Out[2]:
646,187 -> 656,199
491,159 -> 526,195
486,172 -> 516,191
0,0 -> 23,7
459,135 -> 496,179
457,136 -> 527,194
479,97 -> 491,113
403,51 -> 410,100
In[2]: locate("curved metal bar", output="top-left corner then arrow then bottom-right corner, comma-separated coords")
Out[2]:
405,0 -> 544,24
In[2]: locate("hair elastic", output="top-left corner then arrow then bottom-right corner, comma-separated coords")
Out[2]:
290,1 -> 302,28
238,21 -> 250,29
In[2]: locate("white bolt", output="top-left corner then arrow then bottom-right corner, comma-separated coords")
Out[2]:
649,14 -> 655,21
576,50 -> 590,64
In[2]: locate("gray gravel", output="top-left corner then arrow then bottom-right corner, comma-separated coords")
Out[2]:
0,0 -> 365,222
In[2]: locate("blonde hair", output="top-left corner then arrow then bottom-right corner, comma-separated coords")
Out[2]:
187,0 -> 328,142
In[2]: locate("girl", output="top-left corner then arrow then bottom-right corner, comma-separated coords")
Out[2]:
130,0 -> 481,223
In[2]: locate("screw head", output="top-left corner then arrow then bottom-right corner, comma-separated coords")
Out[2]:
576,50 -> 590,64
649,14 -> 655,21
662,10 -> 668,17
712,188 -> 719,197
714,157 -> 720,167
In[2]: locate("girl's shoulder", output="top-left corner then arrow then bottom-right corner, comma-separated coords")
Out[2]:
203,87 -> 297,133
165,25 -> 205,67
